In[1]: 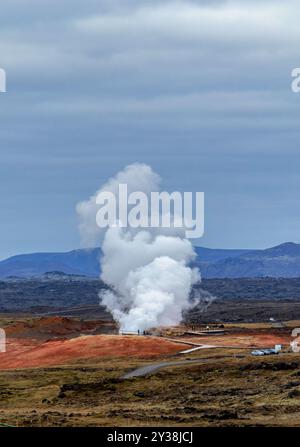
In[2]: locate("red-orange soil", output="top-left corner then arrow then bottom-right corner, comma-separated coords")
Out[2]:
5,316 -> 115,338
0,335 -> 184,370
0,317 -> 293,370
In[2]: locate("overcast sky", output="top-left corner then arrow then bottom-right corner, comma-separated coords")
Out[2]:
0,0 -> 300,258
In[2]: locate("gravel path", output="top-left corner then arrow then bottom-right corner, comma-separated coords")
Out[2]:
122,359 -> 208,379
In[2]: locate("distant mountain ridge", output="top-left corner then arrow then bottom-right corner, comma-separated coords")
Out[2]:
0,249 -> 101,279
1,242 -> 300,279
198,242 -> 300,278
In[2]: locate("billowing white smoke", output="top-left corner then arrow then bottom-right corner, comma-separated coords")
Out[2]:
100,227 -> 200,332
76,163 -> 202,332
76,164 -> 161,247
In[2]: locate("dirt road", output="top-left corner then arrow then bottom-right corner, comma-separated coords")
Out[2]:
122,358 -> 209,379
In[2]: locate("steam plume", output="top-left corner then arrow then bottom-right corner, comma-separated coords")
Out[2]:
77,163 -> 204,332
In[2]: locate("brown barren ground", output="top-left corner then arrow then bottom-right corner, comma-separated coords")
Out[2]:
182,332 -> 291,348
0,315 -> 300,427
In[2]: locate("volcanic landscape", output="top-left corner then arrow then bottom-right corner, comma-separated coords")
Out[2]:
1,276 -> 300,427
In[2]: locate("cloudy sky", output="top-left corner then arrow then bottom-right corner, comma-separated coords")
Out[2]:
0,0 -> 300,258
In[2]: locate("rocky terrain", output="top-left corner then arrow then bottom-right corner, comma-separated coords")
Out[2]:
0,274 -> 108,313
1,275 -> 300,323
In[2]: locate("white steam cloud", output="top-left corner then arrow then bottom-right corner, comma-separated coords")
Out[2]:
76,163 -> 204,332
76,163 -> 161,247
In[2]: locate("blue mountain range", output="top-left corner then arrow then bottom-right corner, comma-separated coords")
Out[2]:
1,242 -> 300,279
